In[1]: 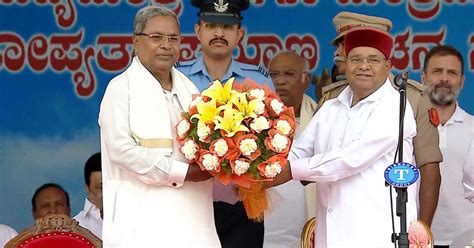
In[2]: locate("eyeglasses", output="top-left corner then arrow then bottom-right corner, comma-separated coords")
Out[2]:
135,33 -> 182,44
200,22 -> 239,32
269,70 -> 301,80
347,55 -> 386,66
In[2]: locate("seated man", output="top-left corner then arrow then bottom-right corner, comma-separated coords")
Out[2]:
32,183 -> 71,220
74,152 -> 103,238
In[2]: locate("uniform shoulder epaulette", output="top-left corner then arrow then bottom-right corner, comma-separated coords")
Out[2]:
174,60 -> 195,68
406,79 -> 427,93
321,80 -> 348,95
240,63 -> 269,77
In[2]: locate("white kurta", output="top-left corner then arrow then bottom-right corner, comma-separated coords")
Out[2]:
99,57 -> 220,247
264,94 -> 317,248
431,104 -> 474,246
289,80 -> 418,247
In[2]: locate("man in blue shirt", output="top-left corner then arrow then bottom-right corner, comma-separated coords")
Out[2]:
177,1 -> 271,247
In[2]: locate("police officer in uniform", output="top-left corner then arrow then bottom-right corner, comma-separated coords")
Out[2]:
176,1 -> 270,247
318,11 -> 442,227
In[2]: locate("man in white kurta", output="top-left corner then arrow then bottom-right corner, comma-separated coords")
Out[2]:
264,51 -> 318,248
268,27 -> 418,248
99,6 -> 220,248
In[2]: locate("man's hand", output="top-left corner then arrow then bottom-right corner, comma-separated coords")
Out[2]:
262,161 -> 293,189
185,164 -> 213,182
418,162 -> 441,227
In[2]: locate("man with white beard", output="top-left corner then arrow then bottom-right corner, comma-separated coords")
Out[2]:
421,45 -> 474,247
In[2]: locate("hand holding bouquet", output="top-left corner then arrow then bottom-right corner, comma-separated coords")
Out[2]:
176,77 -> 296,220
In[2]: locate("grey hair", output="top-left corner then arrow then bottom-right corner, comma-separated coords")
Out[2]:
133,5 -> 180,34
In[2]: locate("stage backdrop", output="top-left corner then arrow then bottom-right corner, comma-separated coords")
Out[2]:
1,0 -> 473,231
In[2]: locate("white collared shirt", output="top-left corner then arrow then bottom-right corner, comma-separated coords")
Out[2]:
74,198 -> 102,238
432,103 -> 474,245
463,136 -> 474,203
289,80 -> 418,247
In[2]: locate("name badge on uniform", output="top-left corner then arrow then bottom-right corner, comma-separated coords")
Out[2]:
384,162 -> 419,187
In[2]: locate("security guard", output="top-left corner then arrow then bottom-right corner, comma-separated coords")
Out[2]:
318,11 -> 442,227
177,0 -> 270,92
176,1 -> 270,247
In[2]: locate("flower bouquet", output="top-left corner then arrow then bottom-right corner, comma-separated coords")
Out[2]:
176,77 -> 296,221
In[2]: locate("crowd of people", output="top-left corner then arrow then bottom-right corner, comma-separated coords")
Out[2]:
2,1 -> 473,247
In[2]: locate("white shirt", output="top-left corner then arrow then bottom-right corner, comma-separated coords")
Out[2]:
264,94 -> 317,248
289,80 -> 418,247
99,58 -> 220,247
0,224 -> 17,247
73,198 -> 102,238
431,104 -> 474,246
463,136 -> 474,203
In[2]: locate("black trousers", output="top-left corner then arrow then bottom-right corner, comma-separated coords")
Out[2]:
214,201 -> 264,248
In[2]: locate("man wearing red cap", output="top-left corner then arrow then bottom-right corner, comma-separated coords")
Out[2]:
319,11 -> 442,228
267,27 -> 418,247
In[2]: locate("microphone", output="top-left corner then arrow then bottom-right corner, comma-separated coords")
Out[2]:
394,71 -> 409,91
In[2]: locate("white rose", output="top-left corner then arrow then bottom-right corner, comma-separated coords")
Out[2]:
197,123 -> 211,142
271,133 -> 288,152
190,96 -> 202,108
270,99 -> 284,115
213,139 -> 229,157
202,153 -> 219,171
275,120 -> 292,135
253,100 -> 265,115
249,89 -> 265,99
177,119 -> 190,138
181,140 -> 197,160
264,162 -> 282,178
250,116 -> 270,133
239,138 -> 257,156
234,160 -> 250,175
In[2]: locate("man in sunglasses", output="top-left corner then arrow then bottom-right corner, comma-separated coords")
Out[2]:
177,1 -> 271,247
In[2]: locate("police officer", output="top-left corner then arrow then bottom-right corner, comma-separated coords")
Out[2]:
176,1 -> 270,247
318,11 -> 442,227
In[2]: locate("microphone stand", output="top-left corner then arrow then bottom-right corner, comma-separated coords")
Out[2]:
394,71 -> 409,248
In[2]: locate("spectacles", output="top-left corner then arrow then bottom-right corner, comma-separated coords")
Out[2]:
347,55 -> 386,66
200,22 -> 239,32
135,33 -> 182,44
269,70 -> 301,79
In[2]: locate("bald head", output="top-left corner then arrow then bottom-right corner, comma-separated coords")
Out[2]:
268,51 -> 309,116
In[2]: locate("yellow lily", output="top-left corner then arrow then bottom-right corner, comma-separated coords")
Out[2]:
202,78 -> 235,104
231,92 -> 258,119
214,107 -> 249,137
191,99 -> 221,126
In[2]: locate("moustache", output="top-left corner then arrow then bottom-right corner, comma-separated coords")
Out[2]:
333,55 -> 346,63
433,81 -> 454,91
209,38 -> 228,46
